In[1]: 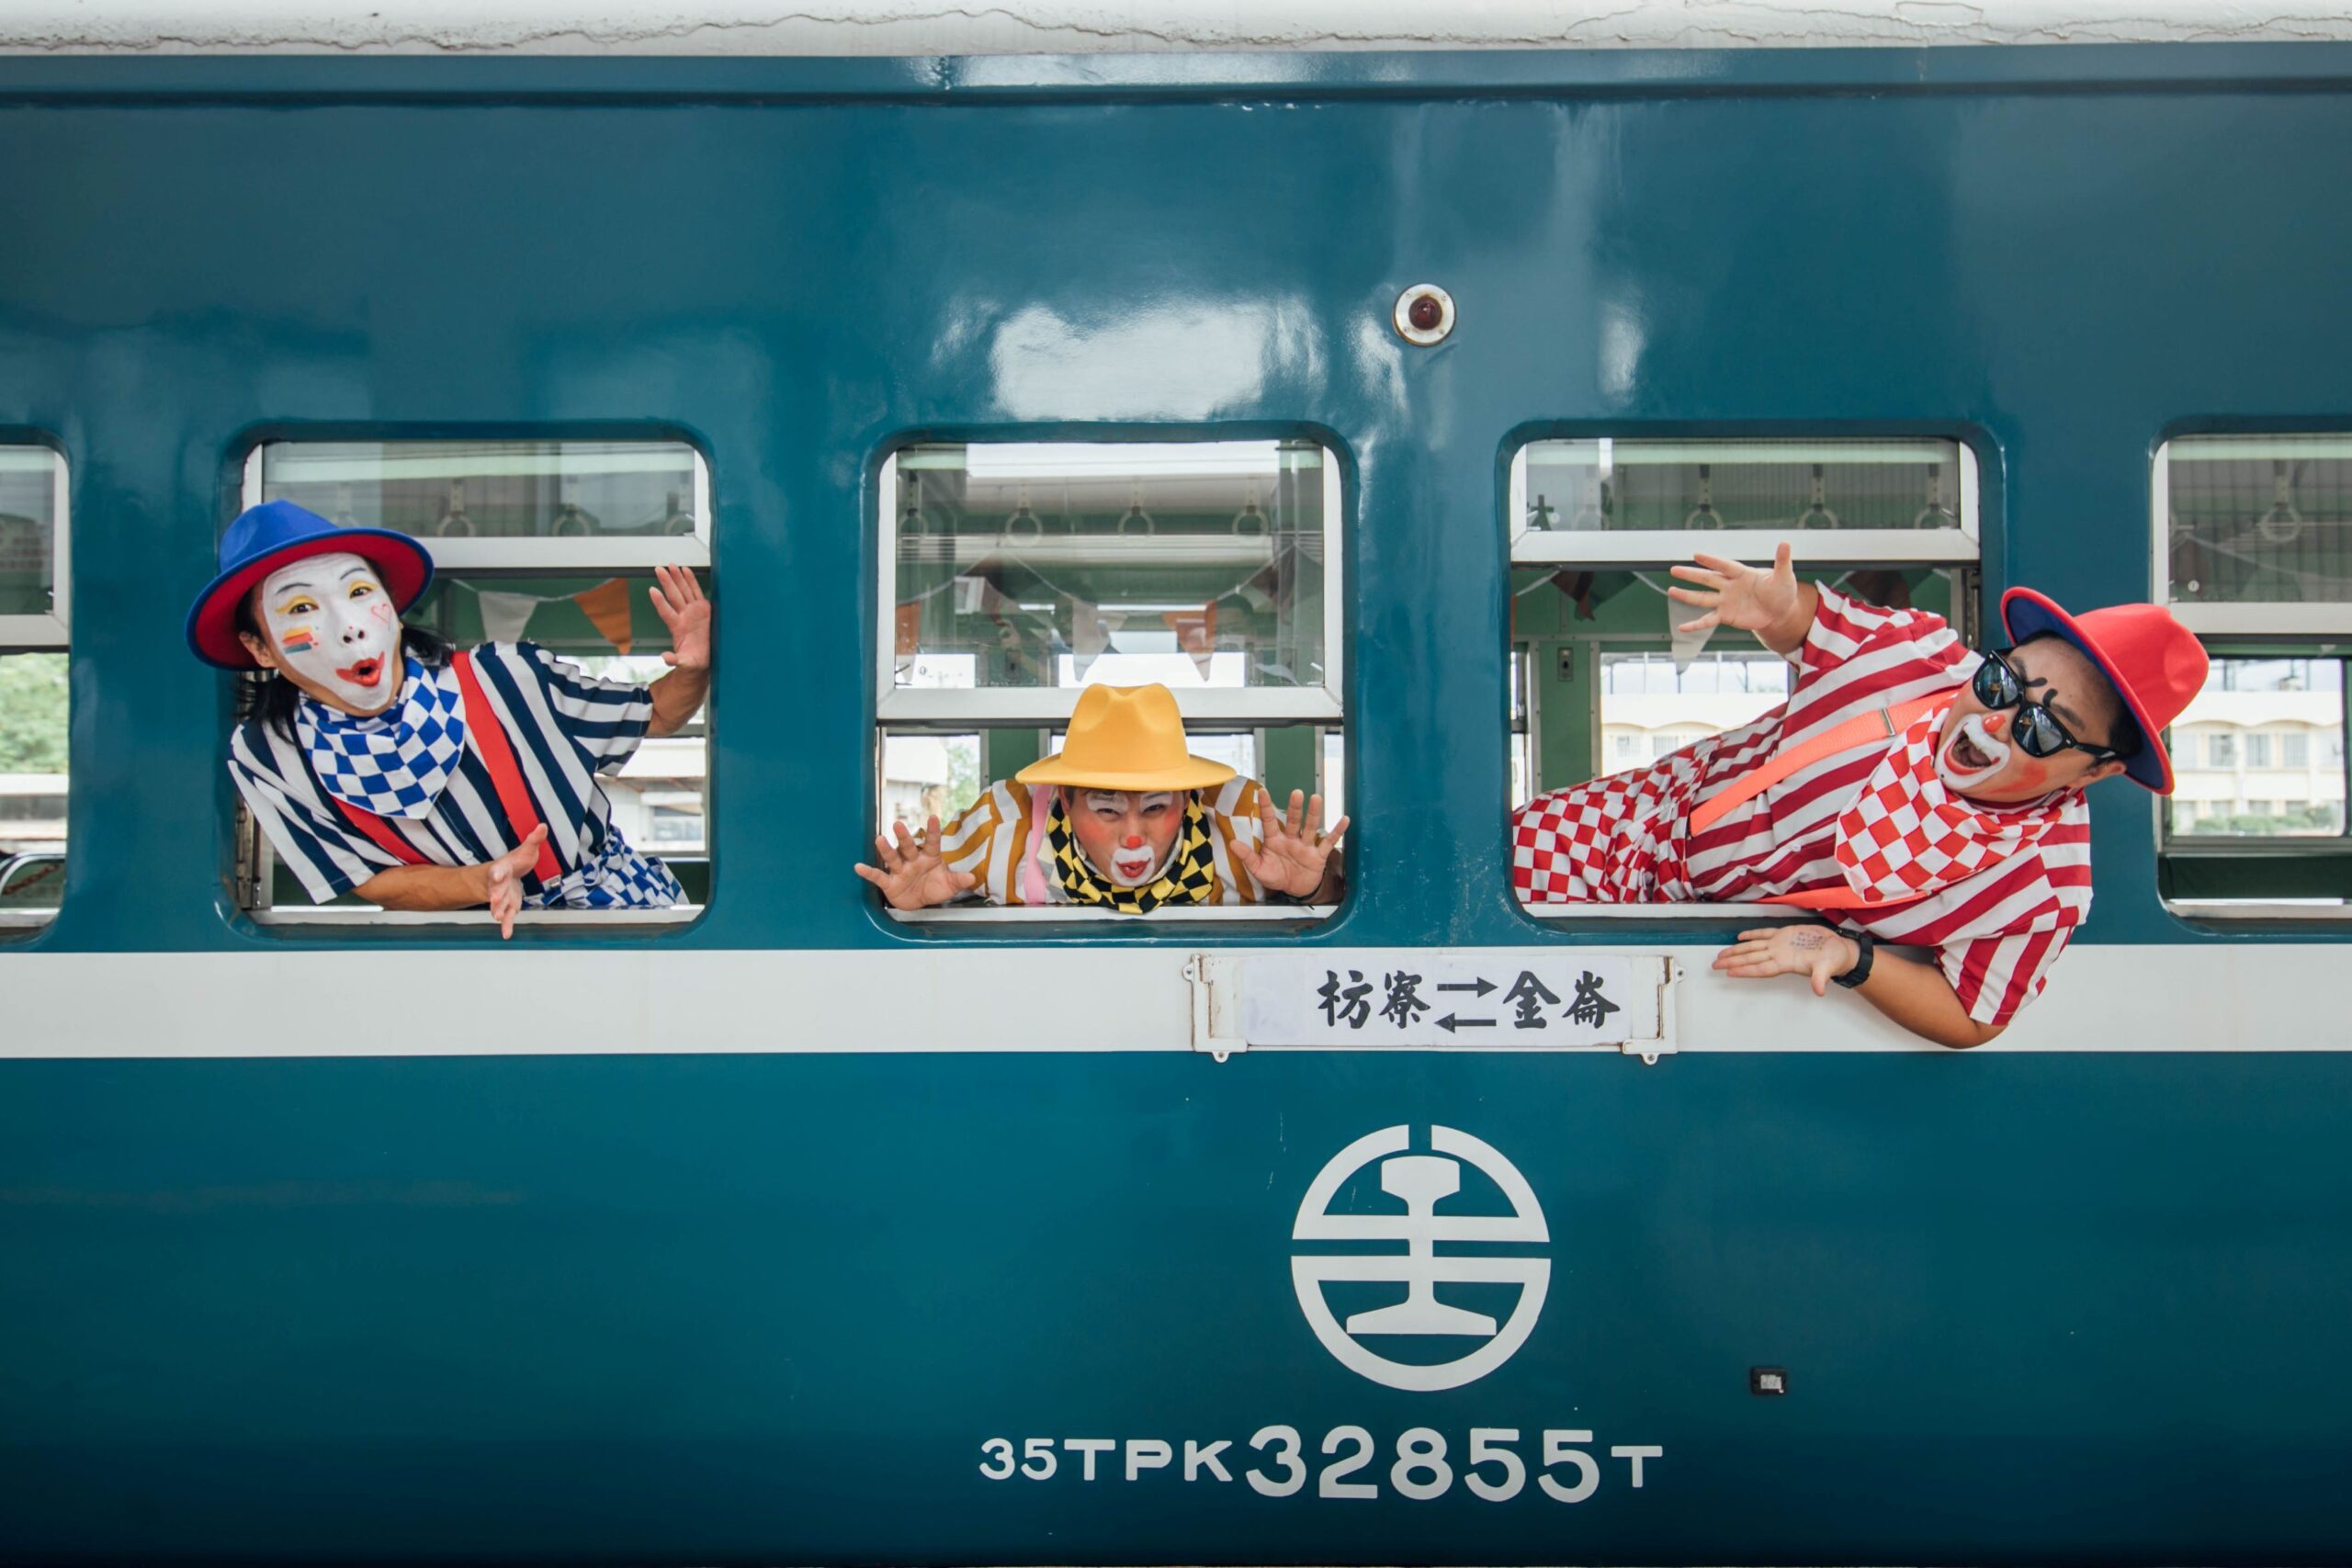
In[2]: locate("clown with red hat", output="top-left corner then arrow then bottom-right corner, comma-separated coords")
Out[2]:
1512,543 -> 2207,1048
188,500 -> 714,935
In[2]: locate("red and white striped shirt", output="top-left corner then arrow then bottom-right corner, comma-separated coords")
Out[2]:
1512,585 -> 2091,1027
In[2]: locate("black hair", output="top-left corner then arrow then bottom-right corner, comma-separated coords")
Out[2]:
2018,631 -> 2143,761
232,586 -> 449,739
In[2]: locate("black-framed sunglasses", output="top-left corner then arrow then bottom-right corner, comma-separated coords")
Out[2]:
1970,648 -> 2120,762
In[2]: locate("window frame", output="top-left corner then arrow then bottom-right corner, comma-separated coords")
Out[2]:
1508,433 -> 1984,923
2153,434 -> 2352,919
1509,437 -> 1982,569
873,434 -> 1348,924
233,435 -> 714,930
0,444 -> 71,650
241,441 -> 711,573
875,440 -> 1345,727
0,442 -> 69,933
2153,434 -> 2352,637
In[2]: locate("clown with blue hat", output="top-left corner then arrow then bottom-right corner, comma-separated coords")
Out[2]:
189,500 -> 713,935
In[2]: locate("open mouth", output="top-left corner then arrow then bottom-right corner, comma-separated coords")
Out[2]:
1939,714 -> 2009,783
337,656 -> 386,688
1114,853 -> 1156,881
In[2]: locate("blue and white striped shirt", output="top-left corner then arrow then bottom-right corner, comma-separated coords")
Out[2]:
229,642 -> 684,909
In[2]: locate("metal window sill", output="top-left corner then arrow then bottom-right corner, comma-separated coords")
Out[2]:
888,903 -> 1335,924
250,905 -> 702,928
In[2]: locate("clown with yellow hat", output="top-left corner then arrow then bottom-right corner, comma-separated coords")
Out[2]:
855,683 -> 1346,913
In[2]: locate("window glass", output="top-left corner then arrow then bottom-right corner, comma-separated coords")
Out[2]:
1516,438 -> 1965,539
886,440 -> 1336,716
1,442 -> 68,929
2166,657 -> 2346,839
2164,435 -> 2352,609
0,448 -> 62,621
0,652 -> 68,919
242,438 -> 710,919
257,440 -> 704,546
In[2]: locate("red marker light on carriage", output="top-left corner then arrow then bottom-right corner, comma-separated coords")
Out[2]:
1393,283 -> 1455,345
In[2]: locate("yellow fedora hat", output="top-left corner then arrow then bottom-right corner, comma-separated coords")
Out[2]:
1014,684 -> 1238,793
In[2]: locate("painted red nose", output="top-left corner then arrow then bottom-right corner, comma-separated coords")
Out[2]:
1123,834 -> 1145,850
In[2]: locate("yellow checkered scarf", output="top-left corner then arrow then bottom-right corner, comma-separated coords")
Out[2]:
1046,790 -> 1216,914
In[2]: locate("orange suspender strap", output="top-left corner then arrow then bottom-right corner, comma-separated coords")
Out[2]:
449,649 -> 565,886
1687,694 -> 1946,837
1684,693 -> 1949,915
327,651 -> 564,886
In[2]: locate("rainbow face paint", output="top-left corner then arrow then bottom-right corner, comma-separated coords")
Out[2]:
257,551 -> 402,715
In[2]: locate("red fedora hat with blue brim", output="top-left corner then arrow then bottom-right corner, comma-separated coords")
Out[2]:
187,501 -> 435,670
2000,586 -> 2210,795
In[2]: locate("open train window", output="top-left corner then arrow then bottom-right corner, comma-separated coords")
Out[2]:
233,438 -> 710,927
1508,435 -> 1981,918
877,438 -> 1343,921
0,444 -> 68,935
2156,434 -> 2352,919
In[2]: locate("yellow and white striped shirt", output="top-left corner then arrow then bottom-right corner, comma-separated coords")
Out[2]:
940,777 -> 1276,907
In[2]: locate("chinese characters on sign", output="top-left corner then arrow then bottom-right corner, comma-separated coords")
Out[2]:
1248,954 -> 1639,1047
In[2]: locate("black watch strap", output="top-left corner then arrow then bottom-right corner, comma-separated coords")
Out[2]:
1832,930 -> 1875,989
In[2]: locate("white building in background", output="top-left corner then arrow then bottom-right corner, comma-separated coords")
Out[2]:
1600,693 -> 1786,773
2169,690 -> 2346,833
603,738 -> 707,855
0,773 -> 67,852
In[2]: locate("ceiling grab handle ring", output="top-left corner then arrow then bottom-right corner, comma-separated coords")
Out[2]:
1681,463 -> 1722,530
1001,484 -> 1042,547
1796,463 -> 1841,530
1231,484 -> 1270,539
1117,483 -> 1156,538
435,479 -> 474,538
2258,458 -> 2305,545
1912,461 -> 1958,529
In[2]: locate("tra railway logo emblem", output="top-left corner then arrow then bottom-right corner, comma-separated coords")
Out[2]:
1290,1125 -> 1551,1393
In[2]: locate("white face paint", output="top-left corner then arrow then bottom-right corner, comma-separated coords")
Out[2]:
1936,712 -> 2012,792
1075,788 -> 1182,886
256,551 -> 402,715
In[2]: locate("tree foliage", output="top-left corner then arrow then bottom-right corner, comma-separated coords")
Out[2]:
0,654 -> 68,773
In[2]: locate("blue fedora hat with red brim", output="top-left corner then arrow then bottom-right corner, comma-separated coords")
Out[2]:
186,501 -> 435,670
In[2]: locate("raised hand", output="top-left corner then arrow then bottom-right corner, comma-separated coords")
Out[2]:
1666,542 -> 1806,641
1711,924 -> 1859,997
650,564 -> 711,672
1238,789 -> 1349,901
482,824 -> 549,940
854,814 -> 978,910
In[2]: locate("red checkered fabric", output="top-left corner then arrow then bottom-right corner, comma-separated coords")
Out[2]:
1829,702 -> 2060,903
1513,735 -> 1720,902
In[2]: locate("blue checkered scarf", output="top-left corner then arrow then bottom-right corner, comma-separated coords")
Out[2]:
296,655 -> 469,820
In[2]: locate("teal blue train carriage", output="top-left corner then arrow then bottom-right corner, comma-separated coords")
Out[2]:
6,33 -> 2352,1566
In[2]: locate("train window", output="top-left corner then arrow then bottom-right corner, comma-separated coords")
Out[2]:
234,439 -> 710,926
1509,435 -> 1980,917
877,438 -> 1344,920
0,444 -> 68,934
2156,436 -> 2352,918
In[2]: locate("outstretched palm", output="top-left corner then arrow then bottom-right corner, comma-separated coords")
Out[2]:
650,564 -> 711,671
1666,542 -> 1802,636
854,815 -> 978,910
1238,790 -> 1349,899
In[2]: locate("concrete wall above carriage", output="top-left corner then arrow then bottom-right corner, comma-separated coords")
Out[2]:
2,0 -> 2350,55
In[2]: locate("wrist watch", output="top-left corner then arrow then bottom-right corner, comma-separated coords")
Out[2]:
1832,930 -> 1875,989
